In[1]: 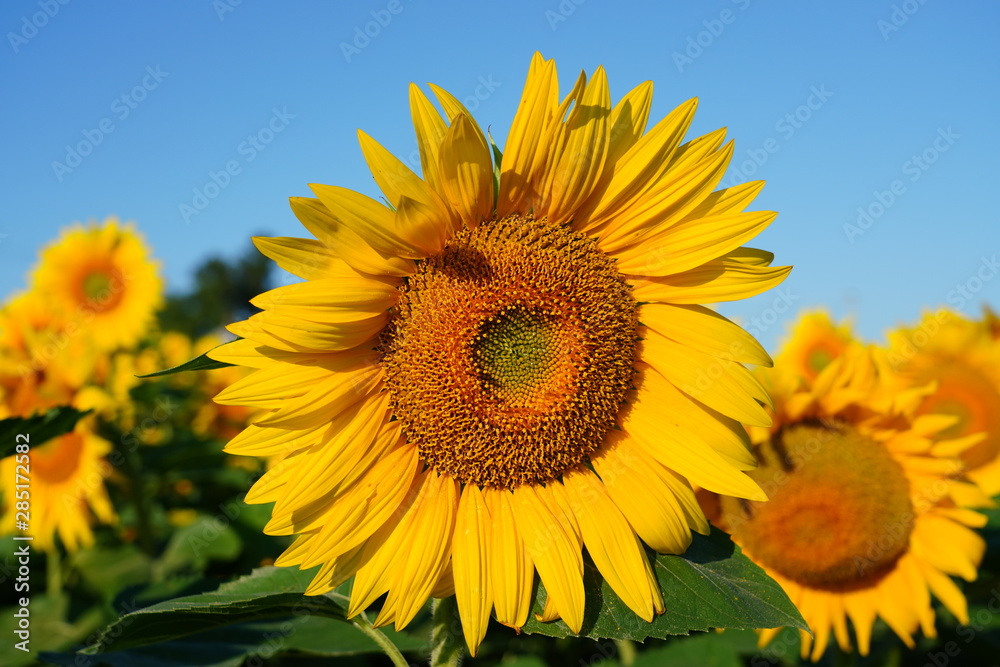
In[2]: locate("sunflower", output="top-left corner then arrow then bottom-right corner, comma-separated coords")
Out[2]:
710,342 -> 990,660
775,310 -> 855,387
209,53 -> 790,654
31,218 -> 162,351
888,310 -> 1000,495
0,421 -> 116,551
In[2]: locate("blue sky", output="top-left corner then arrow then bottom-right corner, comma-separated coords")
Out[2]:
2,0 -> 997,352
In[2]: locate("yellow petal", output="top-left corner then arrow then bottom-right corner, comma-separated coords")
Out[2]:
310,184 -> 432,259
592,436 -> 704,553
574,97 -> 696,233
619,370 -> 766,501
535,66 -> 611,224
230,309 -> 388,353
284,445 -> 418,556
214,362 -> 333,407
289,197 -> 415,277
498,53 -> 558,217
640,303 -> 772,367
452,484 -> 493,656
251,278 -> 397,323
223,422 -> 325,457
616,210 -> 777,277
511,483 -> 585,633
273,394 -> 392,515
252,236 -> 358,281
485,488 -> 534,629
563,467 -> 662,621
437,113 -> 494,224
409,83 -> 448,200
639,328 -> 773,426
598,133 -> 732,252
377,472 -> 459,629
629,259 -> 792,304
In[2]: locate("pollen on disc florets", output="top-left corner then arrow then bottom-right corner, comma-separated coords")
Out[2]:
380,214 -> 637,489
721,422 -> 915,590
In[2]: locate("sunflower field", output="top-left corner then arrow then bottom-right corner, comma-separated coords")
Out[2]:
3,3 -> 999,667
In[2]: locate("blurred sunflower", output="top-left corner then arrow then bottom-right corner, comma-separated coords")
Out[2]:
209,53 -> 790,654
711,343 -> 990,661
888,311 -> 1000,495
775,310 -> 855,386
0,422 -> 116,551
32,218 -> 162,351
0,292 -> 85,414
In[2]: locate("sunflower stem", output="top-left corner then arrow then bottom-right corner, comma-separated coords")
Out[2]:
45,547 -> 62,595
351,611 -> 409,667
114,432 -> 154,554
430,597 -> 465,667
614,639 -> 636,666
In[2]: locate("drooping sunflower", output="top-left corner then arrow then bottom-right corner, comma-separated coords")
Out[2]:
710,342 -> 990,661
31,218 -> 162,351
0,421 -> 116,551
887,310 -> 1000,495
209,53 -> 791,654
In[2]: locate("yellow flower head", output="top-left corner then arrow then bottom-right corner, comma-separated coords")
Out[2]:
209,53 -> 790,654
0,423 -> 116,551
714,342 -> 989,660
0,292 -> 86,416
31,218 -> 162,352
775,310 -> 856,388
888,310 -> 1000,494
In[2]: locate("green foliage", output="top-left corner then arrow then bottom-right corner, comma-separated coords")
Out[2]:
0,406 -> 91,458
520,528 -> 807,641
137,343 -> 234,378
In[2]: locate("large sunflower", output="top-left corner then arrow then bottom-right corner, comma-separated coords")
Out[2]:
711,342 -> 989,660
209,53 -> 790,654
31,218 -> 162,351
888,310 -> 1000,495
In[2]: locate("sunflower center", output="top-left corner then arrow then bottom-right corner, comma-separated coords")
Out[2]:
916,365 -> 1000,470
473,308 -> 561,403
722,423 -> 914,590
381,215 -> 637,489
80,269 -> 123,312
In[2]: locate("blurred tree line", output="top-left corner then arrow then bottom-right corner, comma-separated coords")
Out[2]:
157,240 -> 272,338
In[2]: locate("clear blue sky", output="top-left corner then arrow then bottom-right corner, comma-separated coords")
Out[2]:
2,0 -> 998,352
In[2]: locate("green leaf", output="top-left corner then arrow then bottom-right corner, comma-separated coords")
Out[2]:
520,528 -> 808,641
45,616 -> 428,667
72,544 -> 154,602
489,130 -> 503,206
82,566 -> 347,654
153,515 -> 243,579
633,631 -> 760,667
0,406 -> 91,457
138,342 -> 235,378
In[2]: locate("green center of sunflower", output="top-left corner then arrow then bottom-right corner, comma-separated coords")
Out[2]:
80,269 -> 123,312
721,422 -> 914,590
380,214 -> 637,489
473,308 -> 561,404
83,272 -> 112,300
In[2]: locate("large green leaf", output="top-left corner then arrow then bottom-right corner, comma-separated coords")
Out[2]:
81,567 -> 346,654
0,406 -> 91,457
138,342 -> 234,378
520,528 -> 808,640
44,616 -> 429,667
